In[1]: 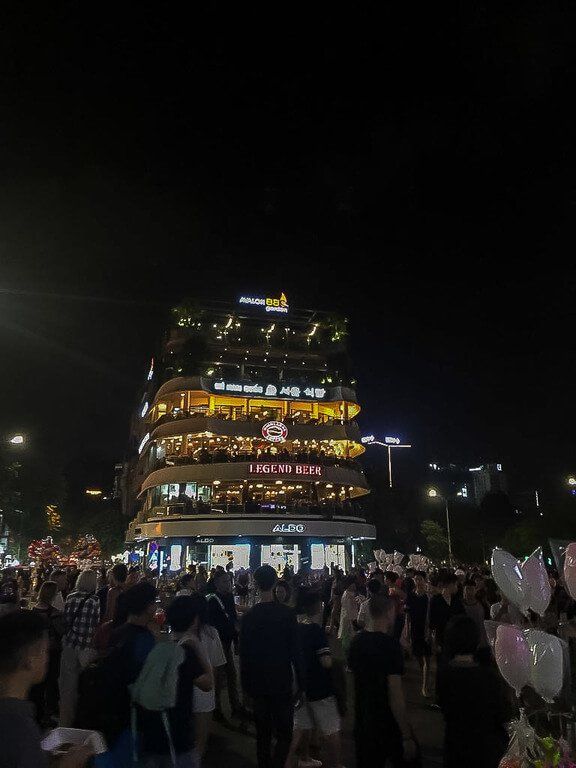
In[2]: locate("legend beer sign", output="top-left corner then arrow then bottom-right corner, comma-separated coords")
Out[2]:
248,463 -> 323,478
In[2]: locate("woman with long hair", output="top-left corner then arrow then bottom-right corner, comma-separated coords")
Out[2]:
338,576 -> 364,656
182,593 -> 226,766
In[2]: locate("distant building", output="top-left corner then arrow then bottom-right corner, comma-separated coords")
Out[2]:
426,461 -> 507,505
468,463 -> 507,505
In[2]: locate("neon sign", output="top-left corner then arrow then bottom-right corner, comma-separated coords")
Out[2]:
385,436 -> 401,445
261,421 -> 288,443
238,292 -> 289,314
213,380 -> 327,400
248,463 -> 322,477
138,433 -> 150,454
272,523 -> 306,533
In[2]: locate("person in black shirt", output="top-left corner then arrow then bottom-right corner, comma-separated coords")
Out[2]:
438,615 -> 512,768
207,571 -> 242,721
287,591 -> 342,768
405,570 -> 431,698
0,611 -> 92,768
429,573 -> 465,700
240,565 -> 303,768
348,594 -> 416,768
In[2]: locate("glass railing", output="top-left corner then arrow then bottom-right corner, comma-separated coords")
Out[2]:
151,410 -> 355,428
142,499 -> 365,520
148,453 -> 365,474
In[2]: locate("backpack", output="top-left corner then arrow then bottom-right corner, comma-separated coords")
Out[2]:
129,642 -> 186,766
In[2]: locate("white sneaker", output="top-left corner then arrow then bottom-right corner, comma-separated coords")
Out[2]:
298,759 -> 322,768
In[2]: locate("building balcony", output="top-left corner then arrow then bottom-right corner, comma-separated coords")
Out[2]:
146,414 -> 363,445
153,376 -> 358,406
131,497 -> 368,526
149,452 -> 364,475
137,461 -> 369,498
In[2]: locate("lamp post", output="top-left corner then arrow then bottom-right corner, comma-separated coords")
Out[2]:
361,435 -> 412,489
428,488 -> 453,566
2,433 -> 27,562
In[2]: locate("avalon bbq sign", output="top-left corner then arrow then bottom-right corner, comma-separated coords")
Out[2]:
248,463 -> 323,477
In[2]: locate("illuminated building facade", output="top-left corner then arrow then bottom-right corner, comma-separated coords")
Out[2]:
124,293 -> 375,574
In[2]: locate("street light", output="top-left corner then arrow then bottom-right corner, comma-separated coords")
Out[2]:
361,435 -> 412,488
7,435 -> 25,445
427,487 -> 453,565
567,477 -> 576,487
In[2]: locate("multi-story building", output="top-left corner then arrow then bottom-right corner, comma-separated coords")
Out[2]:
124,292 -> 375,574
468,463 -> 507,505
426,461 -> 507,505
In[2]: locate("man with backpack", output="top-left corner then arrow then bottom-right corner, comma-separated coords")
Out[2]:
133,595 -> 212,767
75,582 -> 158,765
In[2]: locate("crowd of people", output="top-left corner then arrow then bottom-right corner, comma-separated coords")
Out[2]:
0,558 -> 572,768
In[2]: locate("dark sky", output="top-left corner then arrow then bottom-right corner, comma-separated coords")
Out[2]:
1,4 -> 576,494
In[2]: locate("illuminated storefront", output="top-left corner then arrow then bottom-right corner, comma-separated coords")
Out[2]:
131,515 -> 374,574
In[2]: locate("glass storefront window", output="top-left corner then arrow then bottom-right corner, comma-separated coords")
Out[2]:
168,484 -> 180,501
325,544 -> 346,570
310,543 -> 347,570
209,544 -> 250,571
185,544 -> 209,568
169,544 -> 182,571
184,483 -> 196,498
197,485 -> 211,502
311,543 -> 325,570
261,544 -> 300,573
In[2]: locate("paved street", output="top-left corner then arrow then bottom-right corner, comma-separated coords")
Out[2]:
204,657 -> 444,768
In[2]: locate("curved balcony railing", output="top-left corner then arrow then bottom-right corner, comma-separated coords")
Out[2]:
150,452 -> 364,474
152,410 -> 353,428
134,498 -> 366,524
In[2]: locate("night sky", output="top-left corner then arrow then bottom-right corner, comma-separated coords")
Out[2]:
1,5 -> 575,497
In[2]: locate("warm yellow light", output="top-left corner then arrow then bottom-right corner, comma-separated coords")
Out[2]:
568,477 -> 576,486
428,488 -> 438,498
213,480 -> 221,485
85,489 -> 102,496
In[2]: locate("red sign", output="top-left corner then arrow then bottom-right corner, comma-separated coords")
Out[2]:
248,463 -> 323,477
261,421 -> 288,443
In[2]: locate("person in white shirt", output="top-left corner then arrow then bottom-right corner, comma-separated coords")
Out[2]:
338,578 -> 364,656
176,573 -> 196,597
50,570 -> 68,612
180,593 -> 226,766
356,578 -> 384,632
